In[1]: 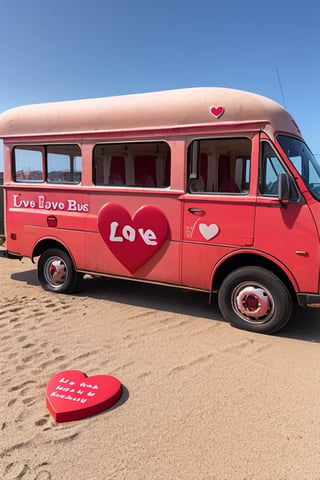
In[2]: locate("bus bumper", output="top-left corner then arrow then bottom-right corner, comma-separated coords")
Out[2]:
0,248 -> 22,260
297,293 -> 320,308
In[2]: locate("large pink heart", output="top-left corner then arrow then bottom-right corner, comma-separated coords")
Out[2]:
98,204 -> 169,272
46,370 -> 122,422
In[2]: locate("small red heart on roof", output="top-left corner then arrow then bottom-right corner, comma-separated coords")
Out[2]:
210,106 -> 224,118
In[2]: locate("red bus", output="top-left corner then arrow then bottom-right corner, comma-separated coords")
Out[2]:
1,87 -> 320,334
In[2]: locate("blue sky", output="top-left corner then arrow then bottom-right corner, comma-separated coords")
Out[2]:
0,0 -> 319,169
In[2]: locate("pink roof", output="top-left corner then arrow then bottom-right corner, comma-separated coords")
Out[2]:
0,87 -> 301,138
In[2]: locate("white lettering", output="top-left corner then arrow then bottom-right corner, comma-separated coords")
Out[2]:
39,195 -> 45,208
109,223 -> 158,245
138,228 -> 157,245
50,391 -> 88,403
67,200 -> 89,212
67,199 -> 77,211
110,222 -> 123,242
13,195 -> 22,207
56,385 -> 70,392
80,382 -> 99,389
12,195 -> 37,209
123,225 -> 136,242
42,198 -> 66,210
59,377 -> 70,383
12,194 -> 89,213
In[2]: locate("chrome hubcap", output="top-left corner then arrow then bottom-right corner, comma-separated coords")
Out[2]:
45,258 -> 68,286
232,283 -> 274,324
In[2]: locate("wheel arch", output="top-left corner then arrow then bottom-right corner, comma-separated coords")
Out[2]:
211,251 -> 297,301
32,238 -> 73,263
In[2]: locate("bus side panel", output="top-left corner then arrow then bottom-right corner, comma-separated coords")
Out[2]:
84,190 -> 183,285
5,188 -> 88,267
181,242 -> 232,290
5,187 -> 184,286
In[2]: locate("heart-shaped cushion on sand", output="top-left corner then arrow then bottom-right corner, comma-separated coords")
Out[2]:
46,370 -> 122,422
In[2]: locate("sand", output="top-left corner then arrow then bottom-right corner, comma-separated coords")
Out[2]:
1,256 -> 320,480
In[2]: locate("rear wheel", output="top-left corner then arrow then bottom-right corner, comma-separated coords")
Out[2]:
38,248 -> 81,293
218,266 -> 292,334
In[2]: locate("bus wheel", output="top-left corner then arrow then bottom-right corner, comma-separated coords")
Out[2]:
38,248 -> 80,293
217,266 -> 292,334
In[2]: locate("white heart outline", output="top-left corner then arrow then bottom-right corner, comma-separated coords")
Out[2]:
199,223 -> 219,240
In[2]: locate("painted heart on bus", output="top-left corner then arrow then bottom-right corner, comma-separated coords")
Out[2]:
98,203 -> 169,272
199,223 -> 219,240
46,370 -> 122,423
210,106 -> 224,118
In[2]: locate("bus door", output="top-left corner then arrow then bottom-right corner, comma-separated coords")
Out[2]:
181,136 -> 256,290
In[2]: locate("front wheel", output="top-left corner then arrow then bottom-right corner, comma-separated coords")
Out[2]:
38,248 -> 81,293
218,266 -> 292,334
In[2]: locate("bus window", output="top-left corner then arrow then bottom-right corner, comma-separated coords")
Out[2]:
13,144 -> 82,184
188,138 -> 251,194
259,142 -> 288,196
93,142 -> 171,188
277,134 -> 320,199
13,146 -> 44,182
47,145 -> 82,184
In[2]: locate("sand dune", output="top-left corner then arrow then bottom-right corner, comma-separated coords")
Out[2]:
1,257 -> 320,479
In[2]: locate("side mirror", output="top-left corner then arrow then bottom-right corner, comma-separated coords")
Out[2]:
278,173 -> 290,203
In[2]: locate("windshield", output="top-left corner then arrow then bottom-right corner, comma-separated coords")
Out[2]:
277,135 -> 320,200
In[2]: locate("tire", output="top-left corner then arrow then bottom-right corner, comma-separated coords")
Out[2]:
218,266 -> 292,334
38,248 -> 81,293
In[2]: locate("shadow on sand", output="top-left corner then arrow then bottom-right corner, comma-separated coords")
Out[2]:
11,269 -> 320,344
